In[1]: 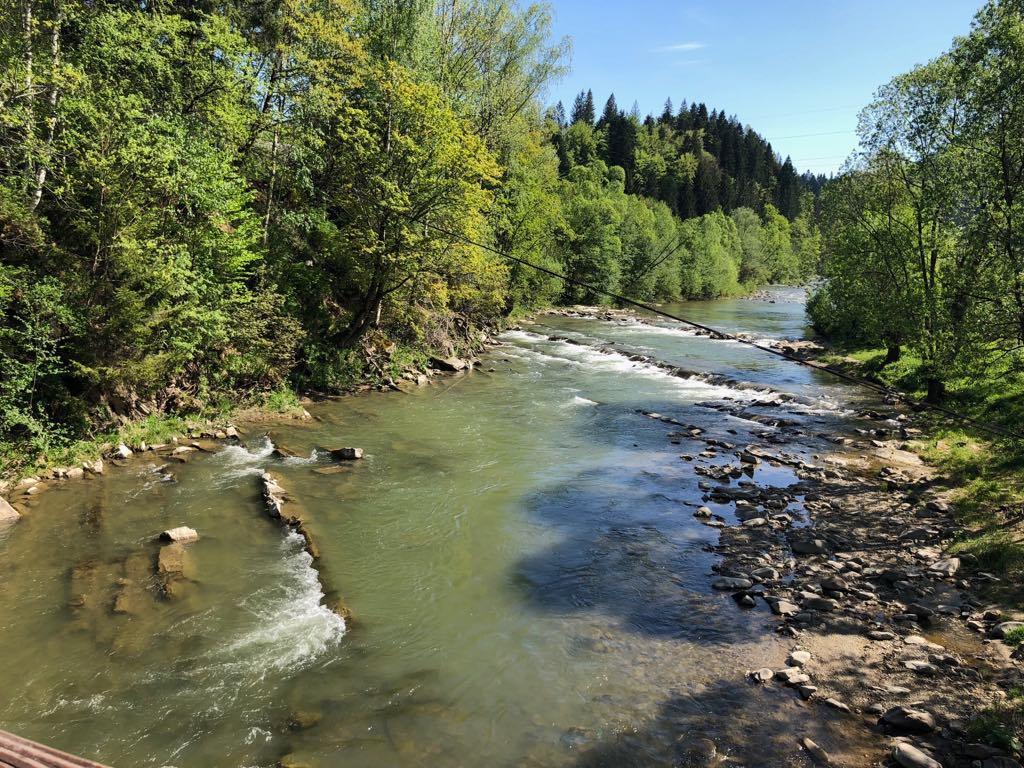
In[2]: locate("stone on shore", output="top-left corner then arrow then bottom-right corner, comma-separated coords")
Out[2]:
893,743 -> 942,768
160,526 -> 199,543
990,621 -> 1024,639
802,737 -> 832,765
789,650 -> 811,667
880,707 -> 936,734
928,557 -> 959,576
430,356 -> 469,372
712,576 -> 752,590
0,497 -> 20,524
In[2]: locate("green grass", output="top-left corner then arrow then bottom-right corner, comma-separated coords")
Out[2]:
1004,626 -> 1024,647
818,343 -> 1024,590
967,687 -> 1024,754
262,387 -> 302,414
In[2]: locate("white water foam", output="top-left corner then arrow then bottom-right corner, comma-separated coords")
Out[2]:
219,531 -> 346,675
210,436 -> 277,484
501,331 -> 763,403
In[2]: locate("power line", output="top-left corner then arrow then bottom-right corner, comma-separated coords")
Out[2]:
417,217 -> 1021,442
771,129 -> 857,140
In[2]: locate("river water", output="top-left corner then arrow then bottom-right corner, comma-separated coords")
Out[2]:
0,289 -> 881,767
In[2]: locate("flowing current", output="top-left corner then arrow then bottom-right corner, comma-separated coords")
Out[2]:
0,289 -> 882,767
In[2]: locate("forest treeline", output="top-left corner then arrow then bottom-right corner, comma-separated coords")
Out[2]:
0,0 -> 821,464
809,0 -> 1024,405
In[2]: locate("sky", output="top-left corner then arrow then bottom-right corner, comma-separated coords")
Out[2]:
545,0 -> 982,175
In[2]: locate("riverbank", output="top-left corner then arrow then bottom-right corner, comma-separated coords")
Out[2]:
525,307 -> 1023,767
1,293 -> 1021,767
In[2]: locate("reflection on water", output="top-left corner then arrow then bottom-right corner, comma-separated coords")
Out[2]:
0,290 -> 878,767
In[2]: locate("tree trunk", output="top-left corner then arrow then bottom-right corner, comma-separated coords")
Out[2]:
884,344 -> 901,365
28,0 -> 60,213
925,377 -> 945,404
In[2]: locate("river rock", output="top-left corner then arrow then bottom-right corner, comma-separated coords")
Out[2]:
893,743 -> 942,768
804,596 -> 840,612
823,698 -> 851,713
903,660 -> 938,676
802,737 -> 831,765
430,356 -> 468,372
789,650 -> 811,666
775,667 -> 810,685
990,621 -> 1024,639
160,526 -> 199,543
112,443 -> 133,459
329,447 -> 363,461
868,630 -> 897,641
750,668 -> 774,683
83,459 -> 104,474
880,707 -> 936,734
771,599 -> 799,616
0,497 -> 20,524
66,466 -> 85,480
928,557 -> 960,576
712,577 -> 752,590
790,536 -> 829,555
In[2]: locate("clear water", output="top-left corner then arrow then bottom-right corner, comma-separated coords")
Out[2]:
0,289 -> 880,767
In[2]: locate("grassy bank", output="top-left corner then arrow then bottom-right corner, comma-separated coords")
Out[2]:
0,387 -> 311,491
819,345 -> 1024,600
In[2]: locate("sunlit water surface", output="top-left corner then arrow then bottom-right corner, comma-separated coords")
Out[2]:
0,289 -> 881,767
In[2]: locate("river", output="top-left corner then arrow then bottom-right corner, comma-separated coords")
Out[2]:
0,288 -> 884,767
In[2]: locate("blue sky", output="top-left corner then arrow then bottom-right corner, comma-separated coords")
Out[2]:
545,1 -> 981,175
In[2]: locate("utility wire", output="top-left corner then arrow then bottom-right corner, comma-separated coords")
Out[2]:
418,217 -> 1021,442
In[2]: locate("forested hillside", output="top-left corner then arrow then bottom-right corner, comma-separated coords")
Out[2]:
0,0 -> 819,468
553,90 -> 826,220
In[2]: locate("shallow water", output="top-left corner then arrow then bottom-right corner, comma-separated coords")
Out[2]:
0,288 -> 884,767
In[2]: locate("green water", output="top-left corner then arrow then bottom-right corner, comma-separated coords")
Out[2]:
0,289 -> 876,767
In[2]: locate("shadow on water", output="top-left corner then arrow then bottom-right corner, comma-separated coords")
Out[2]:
566,676 -> 862,768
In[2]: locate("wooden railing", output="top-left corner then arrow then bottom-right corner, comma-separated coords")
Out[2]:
0,730 -> 110,768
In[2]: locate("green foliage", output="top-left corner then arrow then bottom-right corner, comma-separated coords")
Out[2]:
0,0 -> 821,473
811,0 -> 1024,402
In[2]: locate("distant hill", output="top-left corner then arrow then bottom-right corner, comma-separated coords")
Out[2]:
551,91 -> 827,221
